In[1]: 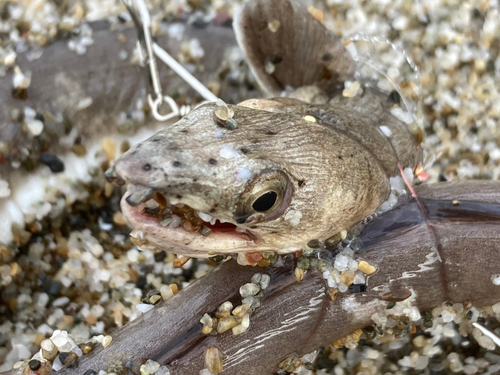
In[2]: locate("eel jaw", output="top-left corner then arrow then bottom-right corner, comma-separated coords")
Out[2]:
120,191 -> 258,257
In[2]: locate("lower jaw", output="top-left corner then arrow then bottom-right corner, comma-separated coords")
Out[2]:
120,193 -> 258,257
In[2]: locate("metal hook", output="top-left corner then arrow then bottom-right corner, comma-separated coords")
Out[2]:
122,0 -> 217,122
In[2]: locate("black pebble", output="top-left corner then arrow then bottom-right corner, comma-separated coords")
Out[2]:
348,284 -> 367,293
84,370 -> 97,375
44,279 -> 62,296
59,352 -> 72,363
40,154 -> 65,173
29,360 -> 41,371
135,275 -> 148,289
154,251 -> 167,262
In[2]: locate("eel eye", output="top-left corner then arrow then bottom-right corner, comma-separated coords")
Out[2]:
252,191 -> 278,212
237,170 -> 293,222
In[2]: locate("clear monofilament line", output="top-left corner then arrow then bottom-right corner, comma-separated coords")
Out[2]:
152,43 -> 218,103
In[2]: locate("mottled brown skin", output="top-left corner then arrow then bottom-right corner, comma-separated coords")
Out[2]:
116,94 -> 420,256
114,0 -> 422,257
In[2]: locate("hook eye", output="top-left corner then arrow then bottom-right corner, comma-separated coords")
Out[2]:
148,95 -> 180,122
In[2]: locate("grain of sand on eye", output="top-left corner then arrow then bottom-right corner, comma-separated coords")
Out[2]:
1,0 -> 500,374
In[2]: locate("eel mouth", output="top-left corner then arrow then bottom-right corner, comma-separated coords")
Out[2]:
120,184 -> 257,255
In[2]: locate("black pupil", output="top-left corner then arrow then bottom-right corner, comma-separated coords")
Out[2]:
252,191 -> 278,212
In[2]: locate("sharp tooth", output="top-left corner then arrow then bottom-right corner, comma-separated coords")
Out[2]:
126,187 -> 155,206
197,211 -> 213,222
154,193 -> 168,209
160,216 -> 172,227
145,199 -> 159,209
104,167 -> 125,185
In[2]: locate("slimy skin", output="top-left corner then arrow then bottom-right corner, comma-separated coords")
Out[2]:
112,0 -> 422,257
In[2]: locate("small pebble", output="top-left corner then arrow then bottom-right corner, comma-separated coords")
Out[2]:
40,154 -> 65,173
205,347 -> 225,374
357,260 -> 377,275
217,316 -> 240,334
239,283 -> 260,298
102,335 -> 112,348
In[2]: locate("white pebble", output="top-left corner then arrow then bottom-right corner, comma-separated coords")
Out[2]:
102,335 -> 112,348
26,119 -> 44,136
492,274 -> 500,285
441,310 -> 454,323
379,125 -> 392,137
170,215 -> 182,228
260,274 -> 271,289
239,283 -> 260,298
353,272 -> 365,285
156,366 -> 171,375
37,293 -> 49,307
136,303 -> 155,313
478,335 -> 495,350
410,306 -> 421,321
40,339 -> 55,351
334,254 -> 349,271
76,97 -> 93,110
0,179 -> 10,198
52,296 -> 70,307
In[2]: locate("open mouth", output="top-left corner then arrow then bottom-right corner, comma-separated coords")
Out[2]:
120,183 -> 257,254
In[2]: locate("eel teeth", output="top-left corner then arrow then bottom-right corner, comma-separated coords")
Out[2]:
126,185 -> 155,207
104,167 -> 126,186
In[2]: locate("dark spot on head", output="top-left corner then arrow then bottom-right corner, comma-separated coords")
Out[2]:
180,129 -> 189,134
265,130 -> 277,136
240,147 -> 250,154
322,53 -> 334,61
176,194 -> 182,199
209,158 -> 217,165
173,161 -> 181,167
298,179 -> 306,187
152,138 -> 161,142
338,155 -> 343,160
270,53 -> 283,64
193,178 -> 197,182
143,163 -> 151,171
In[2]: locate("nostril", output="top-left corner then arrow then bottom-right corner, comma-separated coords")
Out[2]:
143,163 -> 152,171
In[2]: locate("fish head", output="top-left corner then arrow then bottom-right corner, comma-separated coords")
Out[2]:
113,101 -> 372,257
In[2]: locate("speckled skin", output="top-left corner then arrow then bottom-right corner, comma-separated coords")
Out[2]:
114,0 -> 422,257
